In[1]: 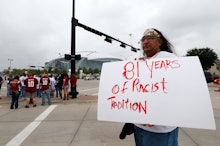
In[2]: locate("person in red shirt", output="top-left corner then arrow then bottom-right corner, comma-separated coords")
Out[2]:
62,73 -> 69,100
10,76 -> 21,109
70,74 -> 78,98
214,78 -> 220,91
40,73 -> 51,105
24,73 -> 38,108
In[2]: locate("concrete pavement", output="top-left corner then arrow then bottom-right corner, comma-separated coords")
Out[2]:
0,84 -> 219,146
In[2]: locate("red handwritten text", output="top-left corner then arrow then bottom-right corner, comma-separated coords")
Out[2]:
145,59 -> 180,78
106,59 -> 180,115
111,77 -> 168,94
132,77 -> 168,93
107,96 -> 147,114
122,61 -> 140,80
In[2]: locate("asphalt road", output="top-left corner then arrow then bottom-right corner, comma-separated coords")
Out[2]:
0,80 -> 219,146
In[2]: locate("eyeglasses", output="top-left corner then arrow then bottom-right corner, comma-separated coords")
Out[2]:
141,36 -> 160,42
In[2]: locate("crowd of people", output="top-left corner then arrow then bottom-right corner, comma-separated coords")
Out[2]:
0,72 -> 78,109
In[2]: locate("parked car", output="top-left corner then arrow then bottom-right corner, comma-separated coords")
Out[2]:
96,75 -> 100,80
84,75 -> 95,80
204,71 -> 214,83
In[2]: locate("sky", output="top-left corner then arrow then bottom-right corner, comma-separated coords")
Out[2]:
0,0 -> 220,71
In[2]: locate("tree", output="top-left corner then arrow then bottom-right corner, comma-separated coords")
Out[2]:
93,68 -> 100,74
52,68 -> 60,74
186,47 -> 218,70
3,69 -> 10,75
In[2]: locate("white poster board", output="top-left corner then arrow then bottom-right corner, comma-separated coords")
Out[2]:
97,56 -> 216,130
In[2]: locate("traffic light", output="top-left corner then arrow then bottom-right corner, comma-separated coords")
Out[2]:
29,66 -> 36,68
120,43 -> 126,48
104,37 -> 112,43
131,47 -> 137,52
65,54 -> 71,60
64,54 -> 81,60
75,54 -> 81,60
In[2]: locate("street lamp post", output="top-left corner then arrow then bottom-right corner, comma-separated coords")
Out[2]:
8,59 -> 13,72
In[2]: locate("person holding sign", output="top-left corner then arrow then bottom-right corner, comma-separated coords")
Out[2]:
133,28 -> 179,146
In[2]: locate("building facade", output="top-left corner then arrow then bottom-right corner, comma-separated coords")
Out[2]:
44,51 -> 123,72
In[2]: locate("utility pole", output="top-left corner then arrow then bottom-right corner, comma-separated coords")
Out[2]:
8,59 -> 13,72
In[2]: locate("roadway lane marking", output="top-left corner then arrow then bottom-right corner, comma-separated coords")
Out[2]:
79,88 -> 99,96
92,92 -> 99,96
79,88 -> 98,92
5,105 -> 57,146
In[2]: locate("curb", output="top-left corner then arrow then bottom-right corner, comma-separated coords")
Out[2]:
0,94 -> 98,105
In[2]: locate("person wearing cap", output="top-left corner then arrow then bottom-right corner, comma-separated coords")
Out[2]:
24,73 -> 38,108
40,72 -> 51,105
133,28 -> 178,146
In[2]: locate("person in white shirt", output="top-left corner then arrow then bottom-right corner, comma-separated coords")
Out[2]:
49,74 -> 56,98
35,75 -> 41,98
133,28 -> 178,146
19,73 -> 27,98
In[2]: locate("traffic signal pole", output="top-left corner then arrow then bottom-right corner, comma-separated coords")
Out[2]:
71,0 -> 76,74
68,0 -> 139,98
69,0 -> 139,75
